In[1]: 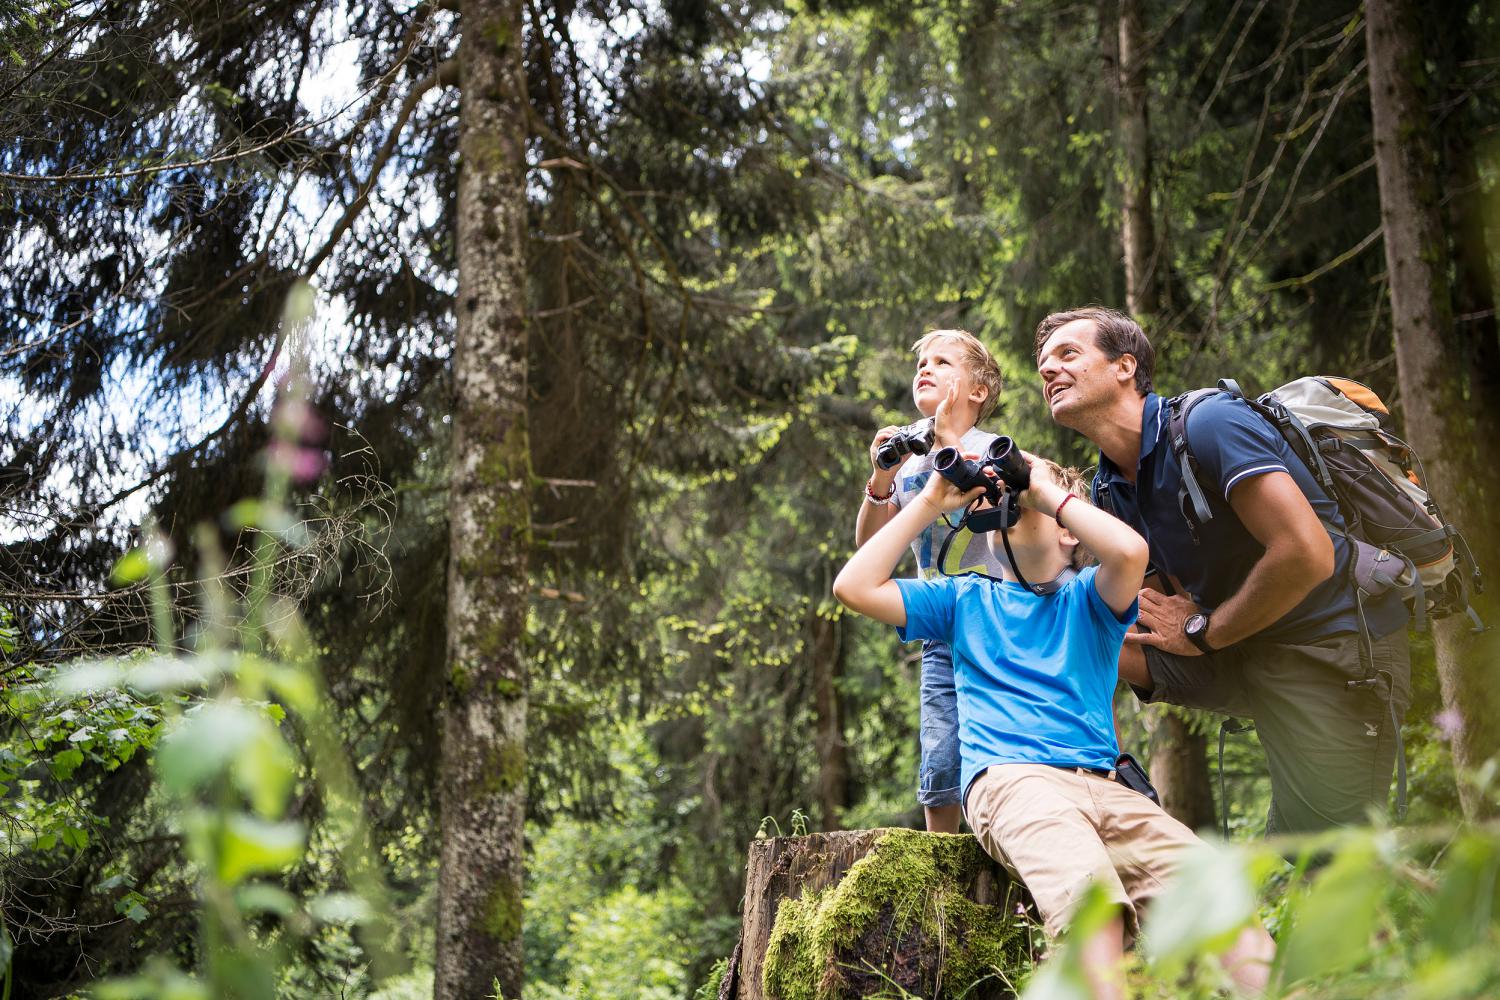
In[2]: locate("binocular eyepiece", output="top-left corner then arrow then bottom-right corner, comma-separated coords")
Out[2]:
875,419 -> 936,470
932,436 -> 1031,504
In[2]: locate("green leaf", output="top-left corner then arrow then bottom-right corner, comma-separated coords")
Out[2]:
1425,834 -> 1500,956
306,892 -> 374,925
50,747 -> 84,779
236,884 -> 297,917
1278,839 -> 1386,984
1142,840 -> 1268,971
216,816 -> 305,885
112,548 -> 151,585
156,703 -> 262,792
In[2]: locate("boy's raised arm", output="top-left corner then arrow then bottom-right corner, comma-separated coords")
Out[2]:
1019,460 -> 1149,617
836,473 -> 983,626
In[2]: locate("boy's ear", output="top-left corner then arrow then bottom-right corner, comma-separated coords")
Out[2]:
969,383 -> 988,407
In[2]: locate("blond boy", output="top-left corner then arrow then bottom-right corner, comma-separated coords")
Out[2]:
856,329 -> 1007,834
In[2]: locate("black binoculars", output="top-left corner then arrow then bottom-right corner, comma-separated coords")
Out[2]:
875,419 -> 936,470
932,436 -> 1031,504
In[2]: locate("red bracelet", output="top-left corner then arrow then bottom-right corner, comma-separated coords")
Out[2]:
1055,493 -> 1074,521
865,479 -> 896,505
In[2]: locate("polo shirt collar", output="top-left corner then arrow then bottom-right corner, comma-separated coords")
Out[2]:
1097,392 -> 1165,482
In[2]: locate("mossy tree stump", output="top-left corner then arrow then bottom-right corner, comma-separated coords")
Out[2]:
721,828 -> 1037,1000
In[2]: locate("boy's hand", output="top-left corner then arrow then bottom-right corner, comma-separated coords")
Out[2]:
933,380 -> 964,449
868,426 -> 902,479
1016,451 -> 1065,512
919,467 -> 988,515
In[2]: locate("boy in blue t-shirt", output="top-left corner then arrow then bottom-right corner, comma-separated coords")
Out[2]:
834,442 -> 1274,998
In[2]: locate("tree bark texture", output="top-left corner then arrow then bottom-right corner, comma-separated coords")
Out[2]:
1117,0 -> 1158,318
810,611 -> 849,831
437,1 -> 531,996
1114,0 -> 1216,826
1366,0 -> 1500,817
724,829 -> 1031,1000
1149,711 -> 1216,831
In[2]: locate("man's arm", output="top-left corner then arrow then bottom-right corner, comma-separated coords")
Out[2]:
1127,471 -> 1333,655
836,476 -> 982,626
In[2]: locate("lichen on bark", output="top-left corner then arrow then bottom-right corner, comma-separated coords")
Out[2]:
762,829 -> 1033,1000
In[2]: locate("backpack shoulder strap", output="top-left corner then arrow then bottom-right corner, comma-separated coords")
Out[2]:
1166,388 -> 1222,538
1091,468 -> 1112,515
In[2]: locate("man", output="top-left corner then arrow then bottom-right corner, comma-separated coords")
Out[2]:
1035,306 -> 1410,835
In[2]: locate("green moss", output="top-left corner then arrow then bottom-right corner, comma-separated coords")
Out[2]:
483,877 -> 523,943
762,830 -> 1032,1000
693,957 -> 729,1000
482,739 -> 525,795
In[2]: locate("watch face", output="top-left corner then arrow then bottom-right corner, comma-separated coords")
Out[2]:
1185,613 -> 1208,636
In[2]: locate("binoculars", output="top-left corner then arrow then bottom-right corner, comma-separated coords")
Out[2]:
875,419 -> 936,470
932,436 -> 1031,504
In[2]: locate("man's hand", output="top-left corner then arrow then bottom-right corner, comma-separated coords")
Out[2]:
1123,590 -> 1206,657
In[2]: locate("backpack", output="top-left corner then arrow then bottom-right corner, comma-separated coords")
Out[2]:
1162,376 -> 1483,633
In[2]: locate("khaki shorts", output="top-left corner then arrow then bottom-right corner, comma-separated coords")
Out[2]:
965,763 -> 1201,938
1141,629 -> 1411,834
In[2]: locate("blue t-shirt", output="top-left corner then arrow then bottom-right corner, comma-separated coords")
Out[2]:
895,567 -> 1137,803
1095,392 -> 1407,643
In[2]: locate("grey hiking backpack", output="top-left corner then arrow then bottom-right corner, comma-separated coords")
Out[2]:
1163,376 -> 1483,633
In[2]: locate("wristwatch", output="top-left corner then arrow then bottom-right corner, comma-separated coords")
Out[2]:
1184,612 -> 1217,654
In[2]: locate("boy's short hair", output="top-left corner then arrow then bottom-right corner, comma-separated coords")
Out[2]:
911,328 -> 1005,421
1040,459 -> 1096,570
1032,306 -> 1155,396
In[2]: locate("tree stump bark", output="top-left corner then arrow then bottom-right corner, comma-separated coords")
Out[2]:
721,828 -> 1035,1000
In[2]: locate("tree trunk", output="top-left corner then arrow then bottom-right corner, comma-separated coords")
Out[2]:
1115,0 -> 1216,826
436,1 -> 531,996
725,829 -> 1029,1000
1366,0 -> 1500,817
1117,0 -> 1158,318
1149,711 -> 1216,831
810,611 -> 849,831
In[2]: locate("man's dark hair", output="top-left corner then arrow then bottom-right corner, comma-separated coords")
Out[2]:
1033,306 -> 1155,396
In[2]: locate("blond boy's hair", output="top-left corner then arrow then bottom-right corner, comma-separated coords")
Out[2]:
911,329 -> 1005,421
1039,459 -> 1096,570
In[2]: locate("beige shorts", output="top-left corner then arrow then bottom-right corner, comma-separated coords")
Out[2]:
965,763 -> 1201,938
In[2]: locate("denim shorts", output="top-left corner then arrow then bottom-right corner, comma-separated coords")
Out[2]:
918,640 -> 962,808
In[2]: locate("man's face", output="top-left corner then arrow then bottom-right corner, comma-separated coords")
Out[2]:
1036,319 -> 1130,428
912,338 -> 983,417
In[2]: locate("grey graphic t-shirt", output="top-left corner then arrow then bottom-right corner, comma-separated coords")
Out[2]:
892,426 -> 1008,579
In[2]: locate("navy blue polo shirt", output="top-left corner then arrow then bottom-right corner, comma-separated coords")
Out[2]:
1095,392 -> 1407,644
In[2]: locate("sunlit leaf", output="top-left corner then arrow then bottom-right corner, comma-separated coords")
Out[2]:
307,892 -> 374,925
111,548 -> 151,585
215,815 -> 304,885
156,704 -> 263,793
